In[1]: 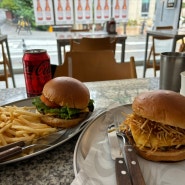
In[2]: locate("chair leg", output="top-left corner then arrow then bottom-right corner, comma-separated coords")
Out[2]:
147,47 -> 152,65
179,38 -> 185,52
153,61 -> 157,77
0,43 -> 13,88
152,47 -> 157,77
2,52 -> 9,88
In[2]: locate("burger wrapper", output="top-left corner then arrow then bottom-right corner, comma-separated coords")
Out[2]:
71,138 -> 185,185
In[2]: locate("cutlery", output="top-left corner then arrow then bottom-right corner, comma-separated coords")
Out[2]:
117,129 -> 146,185
107,124 -> 132,185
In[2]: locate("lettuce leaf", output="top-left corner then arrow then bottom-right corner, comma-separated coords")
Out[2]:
32,97 -> 94,119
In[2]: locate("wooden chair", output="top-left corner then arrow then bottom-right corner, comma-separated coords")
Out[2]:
70,37 -> 117,54
53,50 -> 137,81
52,62 -> 69,78
0,42 -> 12,88
146,26 -> 173,77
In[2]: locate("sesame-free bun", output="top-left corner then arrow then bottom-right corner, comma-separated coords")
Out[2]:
42,77 -> 90,109
132,90 -> 185,129
40,113 -> 88,128
126,134 -> 185,162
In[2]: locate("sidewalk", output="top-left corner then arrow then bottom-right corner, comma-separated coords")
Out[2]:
0,21 -> 56,39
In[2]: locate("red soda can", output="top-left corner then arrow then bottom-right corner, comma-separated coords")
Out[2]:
23,49 -> 52,97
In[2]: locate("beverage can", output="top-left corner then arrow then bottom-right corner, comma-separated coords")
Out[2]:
23,49 -> 52,97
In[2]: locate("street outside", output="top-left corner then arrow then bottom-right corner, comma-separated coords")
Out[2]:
0,9 -> 156,88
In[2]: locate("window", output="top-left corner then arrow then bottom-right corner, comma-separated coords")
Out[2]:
141,0 -> 150,17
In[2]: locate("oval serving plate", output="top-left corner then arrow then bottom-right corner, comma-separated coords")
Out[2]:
0,98 -> 96,166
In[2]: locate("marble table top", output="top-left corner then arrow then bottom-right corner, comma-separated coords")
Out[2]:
0,78 -> 159,185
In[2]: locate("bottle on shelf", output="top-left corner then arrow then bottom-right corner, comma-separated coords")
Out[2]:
96,0 -> 102,19
36,0 -> 43,21
45,0 -> 51,20
85,0 -> 91,19
77,0 -> 83,19
57,0 -> 63,20
122,0 -> 127,18
104,0 -> 109,19
114,0 -> 120,19
66,0 -> 71,20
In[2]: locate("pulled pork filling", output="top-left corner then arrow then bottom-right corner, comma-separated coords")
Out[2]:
121,113 -> 185,152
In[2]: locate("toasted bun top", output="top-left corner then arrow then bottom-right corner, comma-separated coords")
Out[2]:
132,90 -> 185,129
42,77 -> 90,109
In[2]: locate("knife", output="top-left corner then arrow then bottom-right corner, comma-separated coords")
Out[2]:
0,129 -> 67,162
117,130 -> 146,185
107,124 -> 132,185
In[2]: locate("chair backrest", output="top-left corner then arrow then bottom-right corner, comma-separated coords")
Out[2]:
153,26 -> 174,54
53,61 -> 69,78
53,50 -> 137,81
70,37 -> 117,54
154,26 -> 173,40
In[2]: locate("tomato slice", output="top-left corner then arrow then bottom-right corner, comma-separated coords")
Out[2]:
40,95 -> 59,108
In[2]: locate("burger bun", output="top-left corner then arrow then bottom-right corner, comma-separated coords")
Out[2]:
40,112 -> 89,128
126,134 -> 185,162
42,76 -> 90,109
132,90 -> 185,129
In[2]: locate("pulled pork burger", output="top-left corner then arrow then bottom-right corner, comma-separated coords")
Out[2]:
33,77 -> 94,128
123,90 -> 185,162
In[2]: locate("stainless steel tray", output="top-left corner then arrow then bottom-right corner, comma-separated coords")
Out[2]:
0,98 -> 97,166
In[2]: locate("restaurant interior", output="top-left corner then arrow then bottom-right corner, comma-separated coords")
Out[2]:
1,0 -> 185,185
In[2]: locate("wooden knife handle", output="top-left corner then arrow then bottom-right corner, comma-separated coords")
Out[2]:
124,145 -> 146,185
0,141 -> 25,152
0,146 -> 22,162
115,157 -> 132,185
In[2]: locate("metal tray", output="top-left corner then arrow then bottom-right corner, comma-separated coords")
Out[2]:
0,98 -> 96,166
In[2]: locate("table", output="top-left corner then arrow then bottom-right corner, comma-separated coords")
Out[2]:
0,35 -> 16,87
0,78 -> 159,185
143,29 -> 185,77
56,31 -> 127,65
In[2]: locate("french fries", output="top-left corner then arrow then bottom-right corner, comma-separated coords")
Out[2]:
0,105 -> 57,146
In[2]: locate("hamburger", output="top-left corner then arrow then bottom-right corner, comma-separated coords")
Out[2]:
123,90 -> 185,162
32,77 -> 94,128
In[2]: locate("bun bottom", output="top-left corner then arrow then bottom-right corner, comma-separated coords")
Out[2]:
40,113 -> 89,128
127,135 -> 185,162
134,146 -> 185,162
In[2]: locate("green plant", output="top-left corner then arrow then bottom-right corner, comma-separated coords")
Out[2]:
127,20 -> 138,26
0,0 -> 18,10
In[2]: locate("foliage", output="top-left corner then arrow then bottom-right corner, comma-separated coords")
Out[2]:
0,0 -> 34,22
127,20 -> 138,26
0,0 -> 18,11
14,0 -> 34,22
0,0 -> 48,30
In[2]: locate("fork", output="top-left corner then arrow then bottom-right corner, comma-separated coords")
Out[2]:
114,115 -> 146,185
